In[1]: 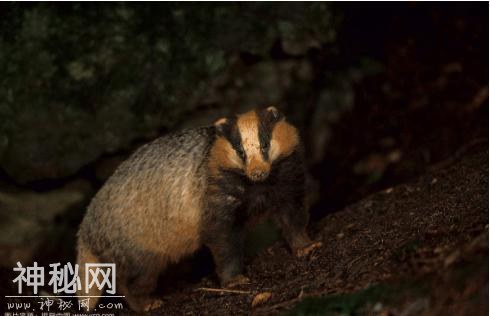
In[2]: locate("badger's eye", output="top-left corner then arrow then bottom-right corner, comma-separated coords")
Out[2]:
236,147 -> 246,160
261,143 -> 269,153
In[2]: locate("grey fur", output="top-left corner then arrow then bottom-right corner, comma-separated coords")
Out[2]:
77,127 -> 215,311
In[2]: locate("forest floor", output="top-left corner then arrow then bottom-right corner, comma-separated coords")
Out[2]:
149,147 -> 488,315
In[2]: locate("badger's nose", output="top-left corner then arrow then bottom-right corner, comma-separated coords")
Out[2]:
250,170 -> 269,182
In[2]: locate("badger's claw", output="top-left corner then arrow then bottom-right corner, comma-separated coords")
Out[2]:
225,274 -> 250,288
296,241 -> 323,258
143,299 -> 164,312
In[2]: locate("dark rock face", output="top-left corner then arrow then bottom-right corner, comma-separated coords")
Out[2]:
0,3 -> 337,183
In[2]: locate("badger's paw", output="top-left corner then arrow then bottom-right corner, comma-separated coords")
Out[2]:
225,274 -> 251,288
143,299 -> 164,312
296,241 -> 323,258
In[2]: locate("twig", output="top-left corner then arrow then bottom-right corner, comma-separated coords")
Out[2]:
194,287 -> 252,294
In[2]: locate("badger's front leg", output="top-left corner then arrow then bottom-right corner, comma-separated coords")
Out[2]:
205,226 -> 248,287
273,194 -> 322,257
202,194 -> 248,287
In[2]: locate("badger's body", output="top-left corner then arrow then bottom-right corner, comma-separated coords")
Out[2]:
77,107 -> 320,312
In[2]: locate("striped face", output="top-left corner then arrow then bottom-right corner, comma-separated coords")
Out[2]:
211,107 -> 299,182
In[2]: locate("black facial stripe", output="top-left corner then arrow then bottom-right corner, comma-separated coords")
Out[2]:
221,117 -> 247,162
257,111 -> 274,161
232,138 -> 246,162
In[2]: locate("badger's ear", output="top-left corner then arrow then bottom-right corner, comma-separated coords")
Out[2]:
214,117 -> 229,136
265,106 -> 284,122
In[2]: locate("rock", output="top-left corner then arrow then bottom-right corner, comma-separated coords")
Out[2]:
0,4 -> 339,184
94,155 -> 126,182
0,181 -> 89,267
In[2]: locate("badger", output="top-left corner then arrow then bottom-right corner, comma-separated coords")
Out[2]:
76,107 -> 321,312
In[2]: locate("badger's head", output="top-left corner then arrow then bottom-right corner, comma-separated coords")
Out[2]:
209,106 -> 300,182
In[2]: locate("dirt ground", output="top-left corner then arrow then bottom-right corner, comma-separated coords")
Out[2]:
118,146 -> 487,315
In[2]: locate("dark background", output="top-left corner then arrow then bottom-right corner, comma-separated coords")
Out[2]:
0,2 -> 487,313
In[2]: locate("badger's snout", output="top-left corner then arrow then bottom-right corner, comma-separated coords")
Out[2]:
249,169 -> 269,182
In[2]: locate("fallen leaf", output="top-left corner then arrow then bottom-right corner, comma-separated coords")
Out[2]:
444,249 -> 461,267
251,292 -> 272,308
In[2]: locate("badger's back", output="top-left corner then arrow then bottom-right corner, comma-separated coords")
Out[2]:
79,127 -> 215,265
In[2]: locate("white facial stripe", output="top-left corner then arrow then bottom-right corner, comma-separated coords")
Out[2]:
236,111 -> 262,164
